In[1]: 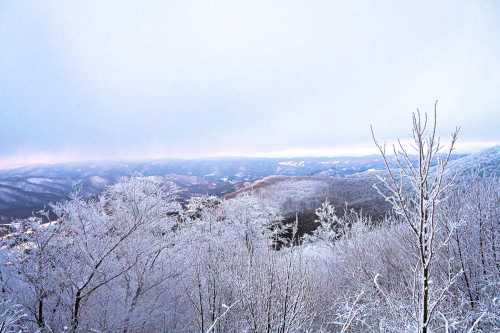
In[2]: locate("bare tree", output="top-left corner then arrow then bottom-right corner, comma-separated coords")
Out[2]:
1,213 -> 65,332
51,177 -> 181,332
371,101 -> 460,333
0,297 -> 27,333
2,148 -> 498,332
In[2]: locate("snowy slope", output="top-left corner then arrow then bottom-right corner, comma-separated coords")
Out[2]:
447,145 -> 500,177
0,148 -> 496,222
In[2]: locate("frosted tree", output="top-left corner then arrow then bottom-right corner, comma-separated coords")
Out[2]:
309,200 -> 363,248
0,297 -> 27,333
1,213 -> 65,332
439,175 -> 500,330
371,101 -> 459,333
311,200 -> 340,247
223,194 -> 282,258
181,195 -> 229,332
185,195 -> 224,223
51,176 -> 182,332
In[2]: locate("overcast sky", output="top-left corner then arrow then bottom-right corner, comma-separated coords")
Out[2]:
1,0 -> 499,168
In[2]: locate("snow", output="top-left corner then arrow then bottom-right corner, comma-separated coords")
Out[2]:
0,189 -> 20,203
278,161 -> 305,167
88,176 -> 109,187
27,178 -> 55,184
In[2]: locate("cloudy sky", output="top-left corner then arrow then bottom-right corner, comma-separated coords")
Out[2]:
1,0 -> 499,168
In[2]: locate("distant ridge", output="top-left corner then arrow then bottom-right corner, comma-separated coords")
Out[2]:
447,145 -> 500,177
0,147 -> 498,222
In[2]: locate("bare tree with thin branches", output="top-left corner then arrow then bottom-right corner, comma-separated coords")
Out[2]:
371,101 -> 460,333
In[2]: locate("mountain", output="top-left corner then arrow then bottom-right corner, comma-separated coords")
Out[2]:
224,146 -> 500,234
447,145 -> 500,177
0,148 -> 496,223
0,156 -> 392,222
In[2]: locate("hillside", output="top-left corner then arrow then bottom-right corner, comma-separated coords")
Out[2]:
0,156 -> 394,222
0,149 -> 495,223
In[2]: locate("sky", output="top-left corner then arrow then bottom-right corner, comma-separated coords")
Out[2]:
1,0 -> 499,169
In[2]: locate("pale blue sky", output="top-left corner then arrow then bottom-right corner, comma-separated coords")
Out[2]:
1,0 -> 499,168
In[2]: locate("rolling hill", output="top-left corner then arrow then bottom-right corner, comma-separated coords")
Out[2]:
0,148 -> 497,223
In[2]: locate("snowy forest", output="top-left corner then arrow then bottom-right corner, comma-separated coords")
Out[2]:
0,111 -> 498,333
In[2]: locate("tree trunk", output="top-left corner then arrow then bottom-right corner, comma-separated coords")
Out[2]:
478,204 -> 488,278
70,290 -> 83,333
455,233 -> 475,308
123,289 -> 141,333
421,265 -> 429,333
36,297 -> 45,329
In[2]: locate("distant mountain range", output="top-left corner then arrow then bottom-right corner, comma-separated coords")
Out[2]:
0,147 -> 498,223
447,145 -> 500,177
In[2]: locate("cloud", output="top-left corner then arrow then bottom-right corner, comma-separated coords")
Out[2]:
1,0 -> 499,166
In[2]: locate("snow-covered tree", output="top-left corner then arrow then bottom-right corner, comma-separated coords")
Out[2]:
0,152 -> 498,332
0,297 -> 27,333
371,102 -> 460,333
312,200 -> 341,246
0,213 -> 65,332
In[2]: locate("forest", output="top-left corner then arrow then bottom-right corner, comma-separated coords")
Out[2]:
0,111 -> 498,332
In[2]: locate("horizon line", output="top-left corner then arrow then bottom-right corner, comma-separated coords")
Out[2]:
0,141 -> 497,171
